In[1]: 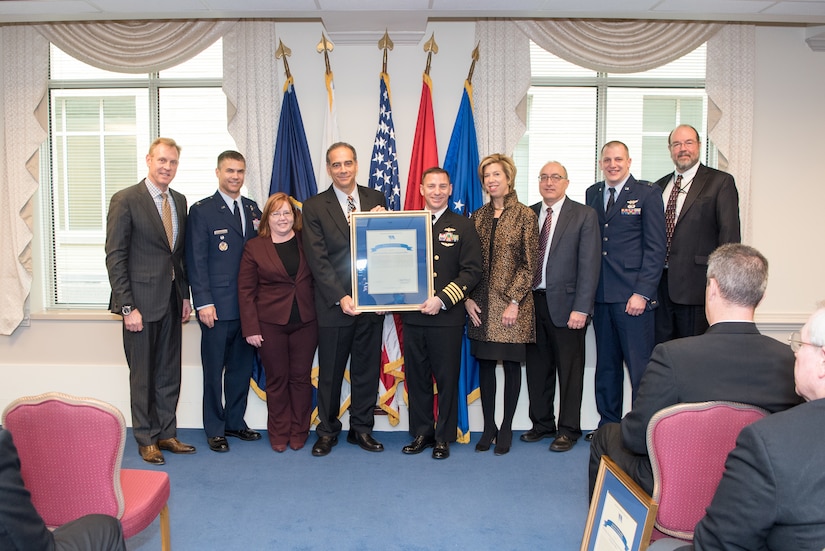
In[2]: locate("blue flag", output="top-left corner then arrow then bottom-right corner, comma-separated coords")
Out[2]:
443,81 -> 483,444
269,78 -> 317,201
253,77 -> 318,400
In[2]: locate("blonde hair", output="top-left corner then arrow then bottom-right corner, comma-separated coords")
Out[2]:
478,154 -> 516,188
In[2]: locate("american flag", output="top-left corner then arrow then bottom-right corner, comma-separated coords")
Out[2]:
368,72 -> 404,425
368,73 -> 401,211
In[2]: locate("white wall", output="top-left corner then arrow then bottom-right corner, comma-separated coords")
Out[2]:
750,25 -> 825,320
0,22 -> 817,434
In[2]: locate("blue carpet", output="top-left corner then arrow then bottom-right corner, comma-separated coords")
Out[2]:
124,429 -> 591,550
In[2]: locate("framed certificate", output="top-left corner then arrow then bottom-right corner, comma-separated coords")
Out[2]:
581,456 -> 659,551
350,211 -> 433,312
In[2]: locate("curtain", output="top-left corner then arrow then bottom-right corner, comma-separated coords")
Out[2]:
34,20 -> 236,73
707,24 -> 755,241
0,26 -> 49,335
474,20 -> 531,158
514,19 -> 722,73
223,21 -> 281,204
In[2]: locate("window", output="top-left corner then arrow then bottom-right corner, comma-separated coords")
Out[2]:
44,41 -> 236,307
514,42 -> 708,205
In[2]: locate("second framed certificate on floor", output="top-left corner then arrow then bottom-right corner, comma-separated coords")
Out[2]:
350,210 -> 433,312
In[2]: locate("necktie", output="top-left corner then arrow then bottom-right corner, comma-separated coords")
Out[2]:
665,174 -> 682,263
161,192 -> 173,250
347,195 -> 356,222
234,200 -> 243,235
532,207 -> 552,289
606,187 -> 616,215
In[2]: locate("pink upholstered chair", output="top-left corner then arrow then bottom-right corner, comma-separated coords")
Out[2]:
646,400 -> 768,543
1,392 -> 171,550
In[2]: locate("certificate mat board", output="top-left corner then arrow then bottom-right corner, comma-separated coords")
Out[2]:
350,211 -> 433,312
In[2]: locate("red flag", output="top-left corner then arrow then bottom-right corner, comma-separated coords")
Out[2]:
404,74 -> 438,210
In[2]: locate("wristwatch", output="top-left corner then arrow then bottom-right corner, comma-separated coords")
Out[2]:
121,305 -> 133,316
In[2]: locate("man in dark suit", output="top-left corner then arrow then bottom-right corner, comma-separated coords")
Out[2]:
588,244 -> 802,498
585,141 -> 667,431
105,137 -> 196,465
186,150 -> 262,453
302,142 -> 387,457
401,167 -> 482,460
684,306 -> 825,550
0,428 -> 127,550
652,306 -> 825,550
654,124 -> 741,344
524,161 -> 601,452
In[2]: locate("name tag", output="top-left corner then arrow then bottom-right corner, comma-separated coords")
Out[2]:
213,229 -> 229,235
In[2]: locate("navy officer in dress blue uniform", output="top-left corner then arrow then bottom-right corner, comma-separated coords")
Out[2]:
585,141 -> 666,433
186,150 -> 263,452
401,167 -> 482,460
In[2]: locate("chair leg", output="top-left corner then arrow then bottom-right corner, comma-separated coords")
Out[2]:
160,504 -> 171,551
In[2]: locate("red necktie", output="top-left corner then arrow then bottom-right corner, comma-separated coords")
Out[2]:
533,207 -> 552,289
665,174 -> 682,263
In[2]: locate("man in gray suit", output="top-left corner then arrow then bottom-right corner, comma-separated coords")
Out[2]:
524,161 -> 601,452
105,137 -> 196,465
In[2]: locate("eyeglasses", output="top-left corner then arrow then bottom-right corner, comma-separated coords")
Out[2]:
668,140 -> 697,150
788,331 -> 820,353
270,210 -> 293,218
538,174 -> 567,183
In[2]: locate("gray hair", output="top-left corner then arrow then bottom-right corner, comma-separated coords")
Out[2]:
809,303 -> 825,347
706,243 -> 768,309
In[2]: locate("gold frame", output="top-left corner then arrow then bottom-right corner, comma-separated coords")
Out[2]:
581,456 -> 659,551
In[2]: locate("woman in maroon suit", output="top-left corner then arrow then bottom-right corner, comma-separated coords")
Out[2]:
238,192 -> 317,452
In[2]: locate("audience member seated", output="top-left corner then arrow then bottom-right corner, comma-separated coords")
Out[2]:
0,428 -> 126,551
651,304 -> 825,550
589,243 -> 802,498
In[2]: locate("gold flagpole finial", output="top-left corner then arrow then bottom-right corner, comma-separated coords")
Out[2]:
467,43 -> 480,85
378,29 -> 394,74
317,33 -> 335,75
423,33 -> 438,76
275,39 -> 292,80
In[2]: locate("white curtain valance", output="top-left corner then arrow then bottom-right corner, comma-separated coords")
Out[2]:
34,20 -> 237,73
514,19 -> 723,73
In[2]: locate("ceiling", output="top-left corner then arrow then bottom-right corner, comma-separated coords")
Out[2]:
2,0 -> 825,41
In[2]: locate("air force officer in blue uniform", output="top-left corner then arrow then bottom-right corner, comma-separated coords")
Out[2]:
585,141 -> 666,428
186,150 -> 262,452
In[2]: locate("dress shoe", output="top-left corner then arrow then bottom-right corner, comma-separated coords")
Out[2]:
207,436 -> 229,453
225,428 -> 261,441
289,440 -> 306,451
272,444 -> 287,453
139,444 -> 165,465
158,437 -> 196,454
494,428 -> 513,456
584,431 -> 596,442
475,428 -> 498,452
432,441 -> 450,460
520,428 -> 556,443
311,435 -> 338,457
549,435 -> 575,452
402,435 -> 436,455
347,430 -> 384,452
